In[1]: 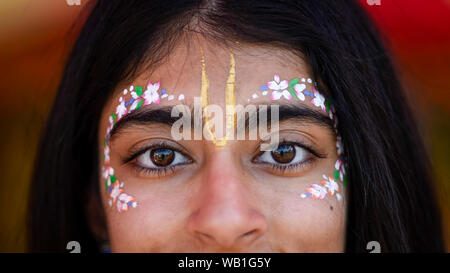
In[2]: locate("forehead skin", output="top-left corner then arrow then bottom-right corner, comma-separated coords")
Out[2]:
103,39 -> 316,118
97,38 -> 346,252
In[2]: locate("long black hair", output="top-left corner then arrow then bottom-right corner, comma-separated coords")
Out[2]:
29,0 -> 445,252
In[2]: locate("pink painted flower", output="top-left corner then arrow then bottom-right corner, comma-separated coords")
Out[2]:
267,74 -> 289,91
311,89 -> 326,112
271,90 -> 292,101
306,184 -> 328,200
143,81 -> 161,105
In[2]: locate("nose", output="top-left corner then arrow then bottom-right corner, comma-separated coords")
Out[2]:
186,152 -> 267,250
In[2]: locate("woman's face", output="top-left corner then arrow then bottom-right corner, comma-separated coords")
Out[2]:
97,41 -> 347,252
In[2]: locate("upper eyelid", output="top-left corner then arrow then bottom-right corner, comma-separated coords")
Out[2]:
122,140 -> 192,164
257,136 -> 326,158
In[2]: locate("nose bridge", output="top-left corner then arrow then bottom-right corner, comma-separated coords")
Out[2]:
187,150 -> 267,249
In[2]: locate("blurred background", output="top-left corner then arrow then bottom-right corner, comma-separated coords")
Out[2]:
0,0 -> 448,252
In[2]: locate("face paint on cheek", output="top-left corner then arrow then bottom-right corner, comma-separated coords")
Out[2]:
249,74 -> 348,202
102,82 -> 186,212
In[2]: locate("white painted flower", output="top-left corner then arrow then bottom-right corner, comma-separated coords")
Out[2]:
267,74 -> 289,91
329,105 -> 336,120
129,98 -> 141,111
294,83 -> 306,101
321,175 -> 340,196
336,136 -> 344,155
271,90 -> 292,101
131,91 -> 140,99
311,89 -> 326,112
104,145 -> 110,164
117,199 -> 128,212
335,158 -> 346,181
143,81 -> 161,105
110,182 -> 123,202
306,184 -> 328,200
102,165 -> 114,179
115,100 -> 127,119
116,193 -> 134,212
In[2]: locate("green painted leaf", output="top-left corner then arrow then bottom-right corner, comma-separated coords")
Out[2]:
334,170 -> 340,180
343,175 -> 348,188
110,175 -> 117,183
105,179 -> 109,192
135,99 -> 144,110
136,86 -> 143,96
111,113 -> 117,125
288,78 -> 299,100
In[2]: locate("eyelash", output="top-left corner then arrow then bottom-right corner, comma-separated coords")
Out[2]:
123,141 -> 192,177
133,164 -> 177,177
123,140 -> 325,177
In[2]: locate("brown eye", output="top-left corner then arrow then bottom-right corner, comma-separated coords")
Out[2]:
150,148 -> 175,166
271,144 -> 295,163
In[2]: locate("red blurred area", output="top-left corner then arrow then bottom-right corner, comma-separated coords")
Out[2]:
360,0 -> 450,111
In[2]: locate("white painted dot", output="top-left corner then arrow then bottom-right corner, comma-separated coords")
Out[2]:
132,202 -> 137,208
168,95 -> 174,101
252,93 -> 258,99
123,89 -> 128,95
120,182 -> 124,187
178,94 -> 185,101
119,97 -> 123,102
130,85 -> 134,91
307,78 -> 312,83
301,78 -> 306,82
161,94 -> 168,99
336,193 -> 342,201
300,194 -> 306,198
262,91 -> 268,96
108,200 -> 112,207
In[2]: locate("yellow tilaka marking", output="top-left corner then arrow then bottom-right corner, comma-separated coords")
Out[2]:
200,47 -> 237,149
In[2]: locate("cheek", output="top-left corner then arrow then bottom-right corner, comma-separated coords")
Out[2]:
103,183 -> 188,252
270,192 -> 346,252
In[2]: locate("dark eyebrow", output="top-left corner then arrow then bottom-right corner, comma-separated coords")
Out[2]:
108,103 -> 334,140
109,106 -> 179,141
242,104 -> 334,130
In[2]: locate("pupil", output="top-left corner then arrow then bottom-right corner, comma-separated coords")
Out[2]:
271,144 -> 295,164
150,149 -> 175,166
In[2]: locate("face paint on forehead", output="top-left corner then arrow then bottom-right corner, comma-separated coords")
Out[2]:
102,81 -> 186,212
248,74 -> 348,202
200,46 -> 237,150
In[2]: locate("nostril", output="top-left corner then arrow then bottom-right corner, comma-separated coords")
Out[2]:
242,229 -> 258,238
237,228 -> 263,245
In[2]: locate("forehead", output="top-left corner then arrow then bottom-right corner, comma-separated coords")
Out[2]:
110,41 -> 313,107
